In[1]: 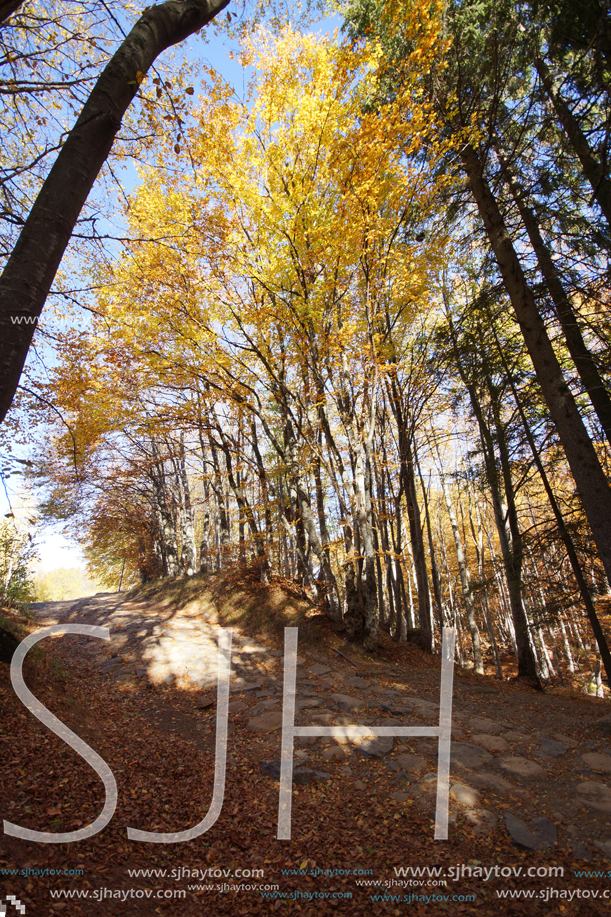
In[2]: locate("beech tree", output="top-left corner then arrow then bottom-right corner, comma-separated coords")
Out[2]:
18,3 -> 610,685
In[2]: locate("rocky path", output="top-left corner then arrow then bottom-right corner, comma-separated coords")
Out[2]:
28,591 -> 611,862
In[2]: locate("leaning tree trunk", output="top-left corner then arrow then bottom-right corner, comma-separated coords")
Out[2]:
497,149 -> 611,446
460,142 -> 611,596
535,56 -> 611,229
503,357 -> 611,687
0,0 -> 229,423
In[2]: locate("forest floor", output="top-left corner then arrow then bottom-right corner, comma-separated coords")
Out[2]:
1,570 -> 611,916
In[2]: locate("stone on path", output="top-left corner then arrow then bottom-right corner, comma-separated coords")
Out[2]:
594,839 -> 611,857
576,781 -> 611,814
582,752 -> 611,774
499,757 -> 546,778
297,736 -> 319,747
379,702 -> 409,716
469,772 -> 516,795
403,696 -> 439,714
195,695 -> 214,709
100,657 -> 123,673
247,710 -> 284,734
503,731 -> 533,744
471,734 -> 509,753
573,842 -> 593,860
322,746 -> 352,761
358,736 -> 394,757
465,808 -> 497,835
230,682 -> 263,694
467,716 -> 505,734
193,674 -> 217,689
450,743 -> 492,768
308,664 -> 332,676
332,693 -> 365,713
554,732 -> 578,748
344,677 -> 371,689
227,701 -> 248,714
309,711 -> 349,723
319,724 -> 373,743
537,738 -> 568,758
396,754 -> 428,775
450,783 -> 480,807
505,814 -> 557,850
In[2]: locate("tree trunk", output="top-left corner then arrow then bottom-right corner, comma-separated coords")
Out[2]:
435,444 -> 484,674
460,143 -> 611,599
535,56 -> 611,228
199,511 -> 211,574
503,357 -> 611,687
416,450 -> 444,630
284,418 -> 342,617
498,149 -> 611,446
0,0 -> 24,26
0,0 -> 228,422
470,493 -> 503,679
176,435 -> 196,576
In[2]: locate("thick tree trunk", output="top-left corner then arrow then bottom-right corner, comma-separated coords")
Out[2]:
206,432 -> 231,566
498,152 -> 611,446
460,143 -> 611,596
0,0 -> 23,25
342,446 -> 379,649
0,0 -> 229,423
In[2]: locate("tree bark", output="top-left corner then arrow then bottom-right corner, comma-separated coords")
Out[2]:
176,435 -> 197,576
0,0 -> 229,423
0,0 -> 23,26
435,443 -> 484,673
503,356 -> 611,687
497,150 -> 611,446
460,142 -> 611,595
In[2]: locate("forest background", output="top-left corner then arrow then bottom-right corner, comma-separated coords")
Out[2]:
1,0 -> 611,694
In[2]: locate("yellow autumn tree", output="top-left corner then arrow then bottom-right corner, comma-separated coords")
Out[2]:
36,16 -> 453,648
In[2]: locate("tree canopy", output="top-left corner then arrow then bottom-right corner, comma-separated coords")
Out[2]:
2,0 -> 611,689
